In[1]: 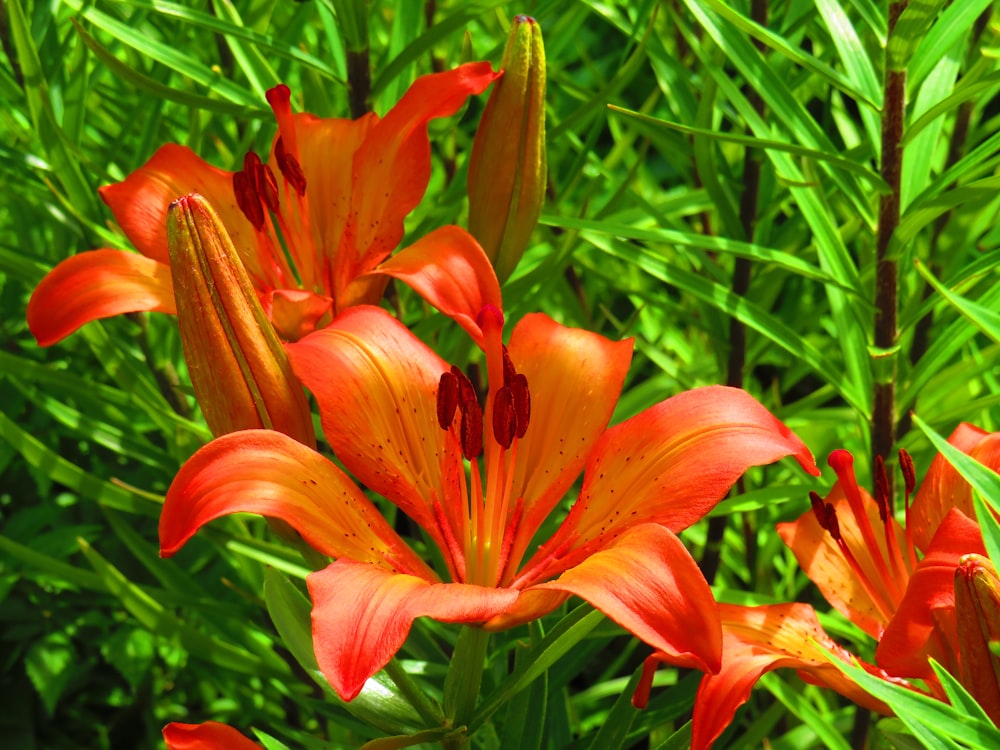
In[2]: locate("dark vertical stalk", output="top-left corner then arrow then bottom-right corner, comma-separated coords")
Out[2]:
346,48 -> 371,118
872,2 -> 907,495
701,0 -> 767,587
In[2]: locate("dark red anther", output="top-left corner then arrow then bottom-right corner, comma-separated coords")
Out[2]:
509,372 -> 530,438
451,365 -> 478,407
274,137 -> 307,196
826,507 -> 842,541
257,161 -> 280,213
502,345 -> 517,385
899,449 -> 916,497
874,454 -> 891,522
492,386 -> 516,449
233,170 -> 265,230
809,491 -> 829,529
437,370 -> 459,430
460,399 -> 484,460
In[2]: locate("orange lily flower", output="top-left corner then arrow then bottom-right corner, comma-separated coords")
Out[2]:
159,240 -> 817,701
163,721 -> 260,750
27,63 -> 498,345
675,425 -> 1000,749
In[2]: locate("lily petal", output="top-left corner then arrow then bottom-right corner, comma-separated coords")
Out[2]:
909,424 -> 1000,552
334,63 -> 500,294
163,722 -> 260,750
372,225 -> 502,347
535,524 -> 721,673
100,143 -> 249,268
521,386 -> 818,581
777,484 -> 906,640
274,111 -> 376,295
503,313 -> 633,579
27,249 -> 176,346
877,508 -> 985,678
308,559 -> 519,700
286,307 -> 463,569
690,603 -> 892,750
159,429 -> 432,578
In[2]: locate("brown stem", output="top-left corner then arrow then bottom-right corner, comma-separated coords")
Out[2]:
873,3 -> 907,493
346,47 -> 371,118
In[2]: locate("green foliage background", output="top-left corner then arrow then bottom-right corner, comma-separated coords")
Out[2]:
1,0 -> 999,748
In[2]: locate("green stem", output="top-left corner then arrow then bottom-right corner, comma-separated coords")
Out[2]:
441,626 -> 491,748
383,657 -> 445,727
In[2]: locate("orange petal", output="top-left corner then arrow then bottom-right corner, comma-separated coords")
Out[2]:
338,63 -> 499,284
877,508 -> 985,678
372,225 -> 502,347
159,429 -> 432,579
502,313 -> 633,580
909,423 -> 1000,552
274,111 -> 376,294
308,559 -> 519,700
534,524 -> 721,673
163,722 -> 260,750
27,249 -> 175,346
260,288 -> 334,343
100,144 -> 250,268
521,386 -> 818,581
777,485 -> 906,640
285,307 -> 464,572
690,602 -> 892,750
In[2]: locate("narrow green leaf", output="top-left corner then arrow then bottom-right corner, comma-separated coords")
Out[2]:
888,0 -> 947,72
584,666 -> 643,750
78,538 -> 289,679
908,0 -> 994,88
914,260 -> 1000,344
6,0 -> 97,213
608,106 -> 887,189
0,411 -> 159,516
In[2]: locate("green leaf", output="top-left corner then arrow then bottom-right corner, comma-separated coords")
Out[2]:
25,632 -> 77,717
6,0 -> 97,214
908,0 -> 993,88
914,260 -> 1000,344
584,665 -> 643,750
827,652 -> 1000,748
78,538 -> 289,679
469,605 -> 605,732
888,0 -> 947,72
101,627 -> 156,690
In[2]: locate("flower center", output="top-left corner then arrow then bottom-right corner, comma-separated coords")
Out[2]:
810,449 -> 918,627
435,306 -> 531,587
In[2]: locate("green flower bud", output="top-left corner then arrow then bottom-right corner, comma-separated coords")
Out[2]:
468,15 -> 546,283
167,194 -> 315,446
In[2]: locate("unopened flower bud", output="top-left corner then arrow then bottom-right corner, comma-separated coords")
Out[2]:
955,553 -> 1000,724
467,15 -> 546,283
167,194 -> 315,446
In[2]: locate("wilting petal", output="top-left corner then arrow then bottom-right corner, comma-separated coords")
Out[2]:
372,226 -> 502,347
909,424 -> 1000,552
877,508 -> 985,678
521,386 -> 818,581
309,559 -> 519,700
159,429 -> 432,578
502,313 -> 633,581
27,249 -> 175,346
688,603 -> 892,750
100,144 -> 250,267
778,485 -> 906,640
287,307 -> 463,566
163,722 -> 260,750
337,63 -> 499,284
534,524 -> 721,673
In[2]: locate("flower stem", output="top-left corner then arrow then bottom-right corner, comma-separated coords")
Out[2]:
873,1 -> 906,496
442,626 -> 491,747
383,657 -> 445,727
